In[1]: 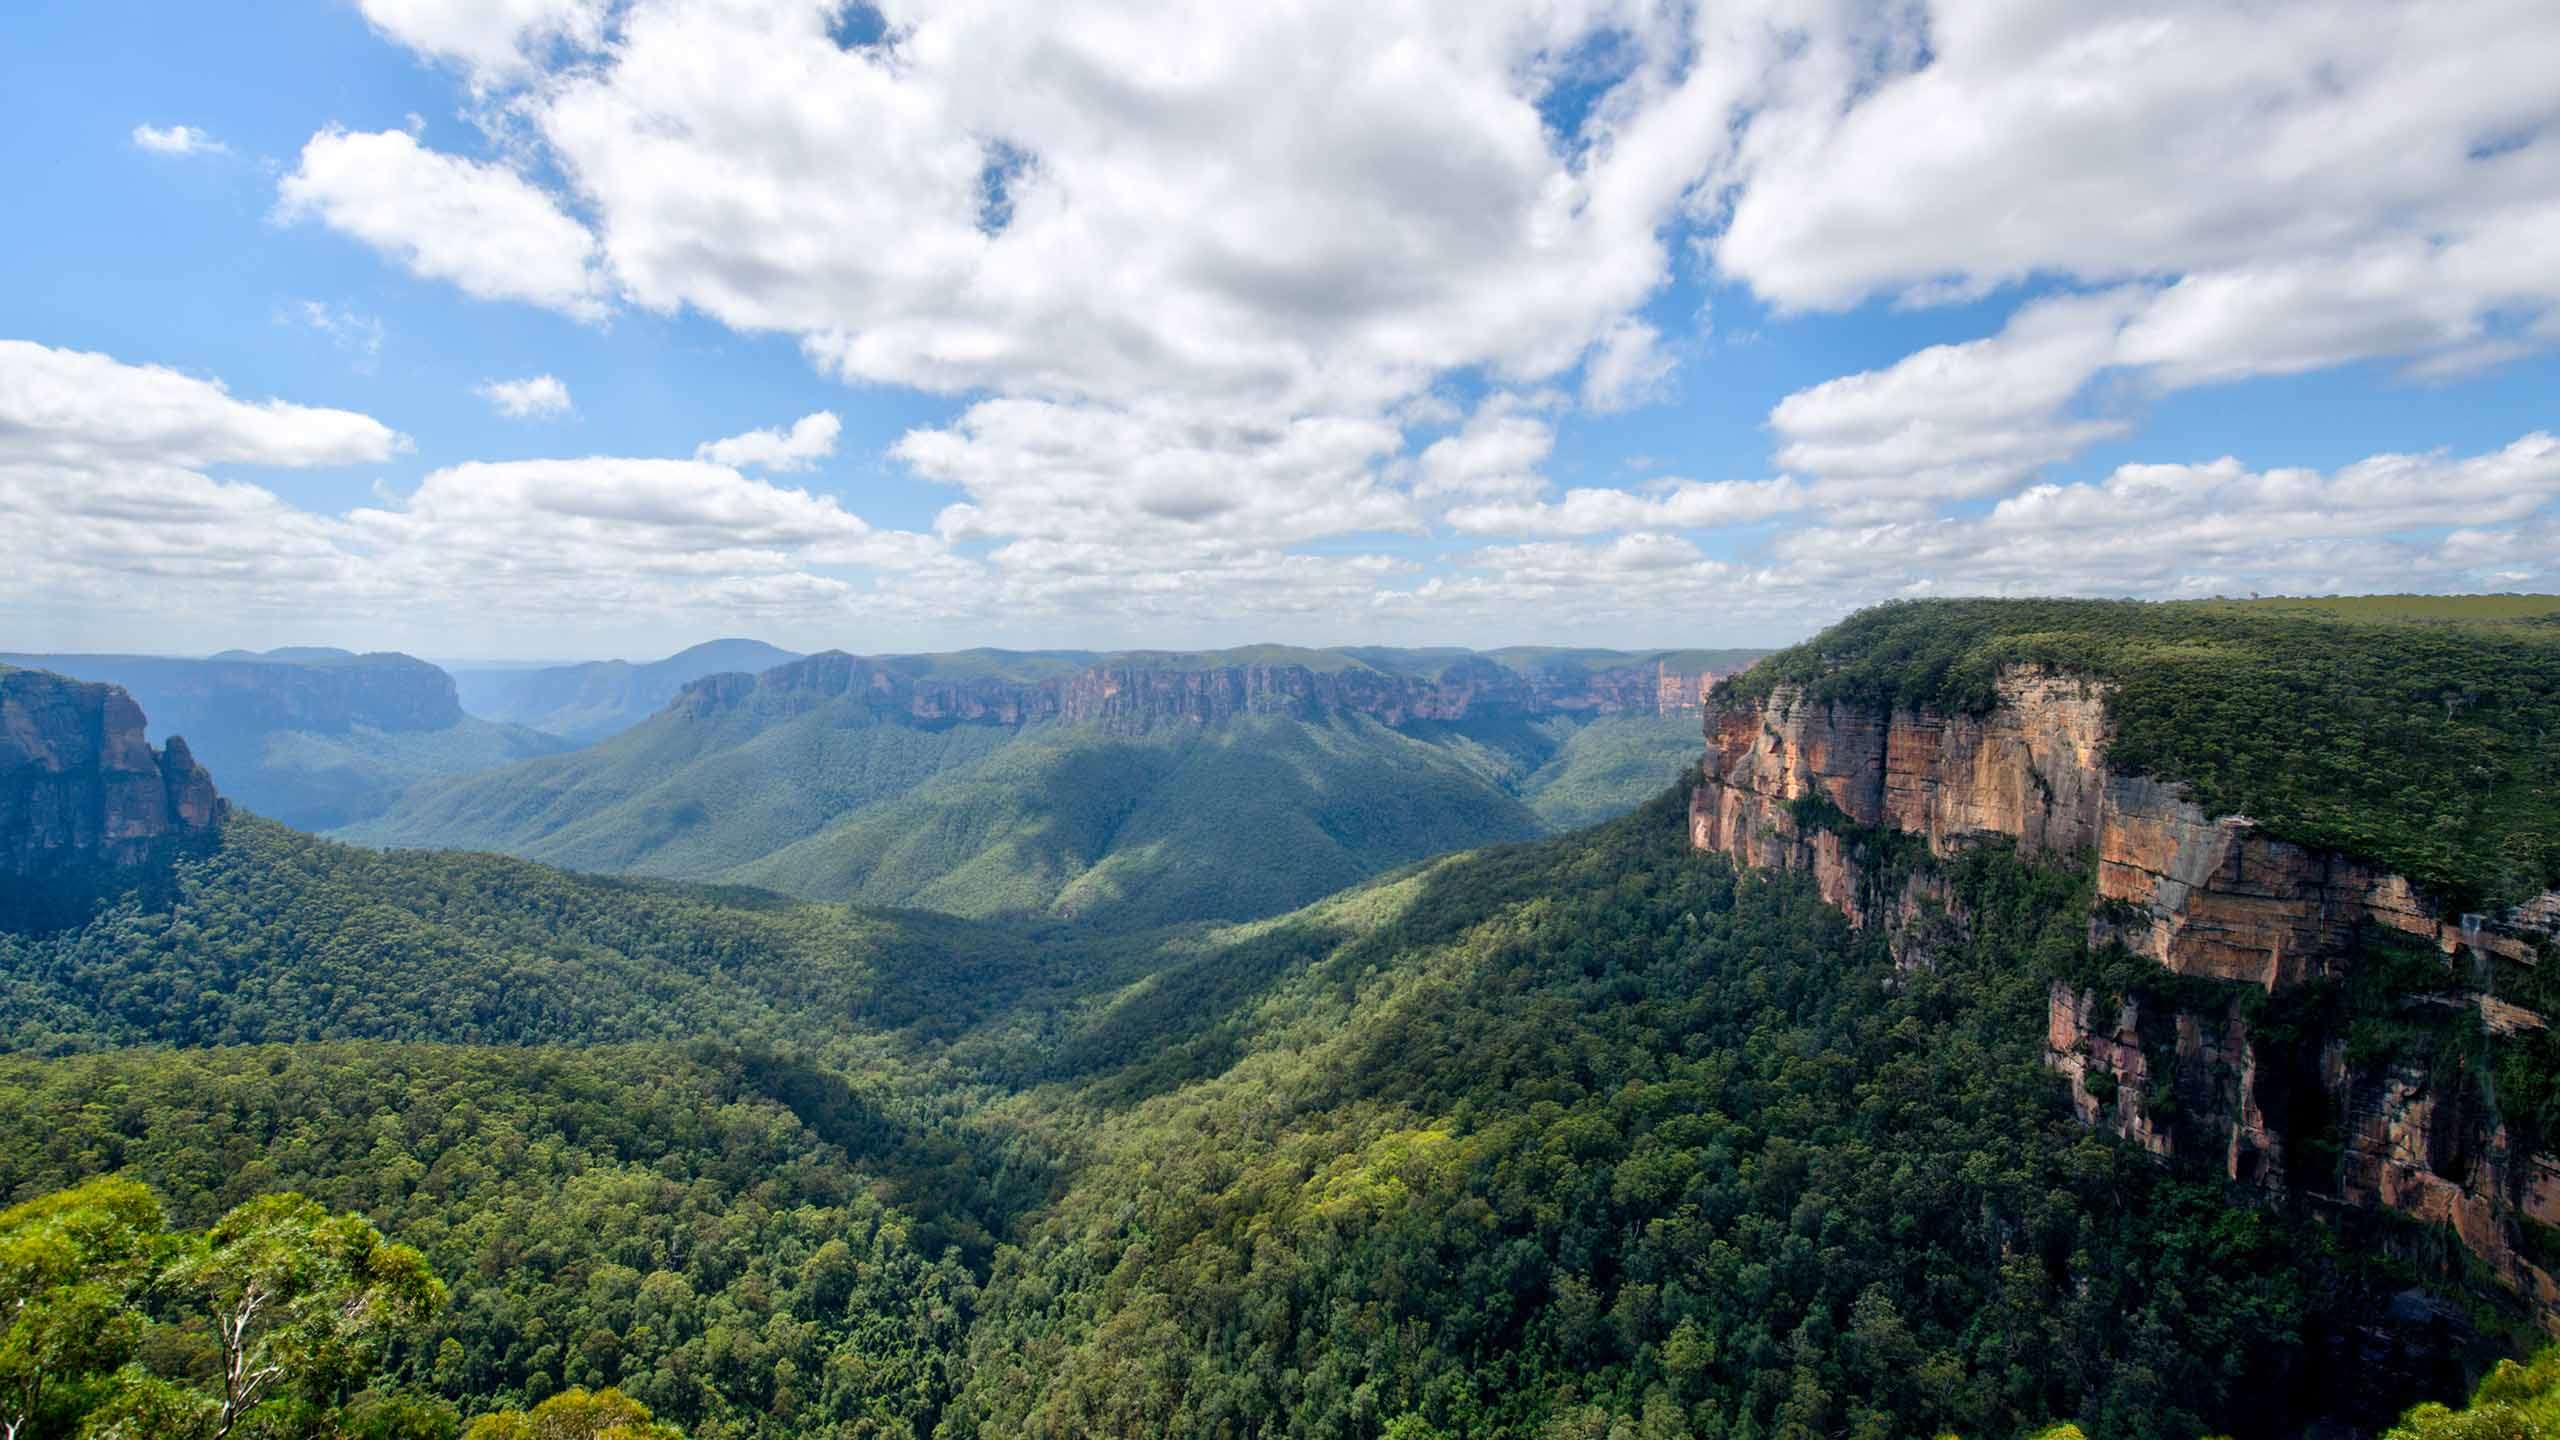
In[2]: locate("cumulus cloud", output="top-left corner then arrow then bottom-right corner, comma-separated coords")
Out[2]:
88,1 -> 2552,646
0,340 -> 969,642
696,411 -> 840,472
1412,395 -> 1555,502
132,124 -> 228,156
1983,433 -> 2560,545
0,339 -> 405,470
1445,477 -> 1807,537
1580,319 -> 1677,413
1384,434 -> 2560,640
277,129 -> 610,321
902,398 -> 1414,549
1767,197 -> 2560,510
1769,434 -> 2560,603
1767,290 -> 2143,509
476,374 -> 573,419
1709,2 -> 2560,511
0,342 -> 401,622
356,0 -> 605,83
1711,1 -> 2560,313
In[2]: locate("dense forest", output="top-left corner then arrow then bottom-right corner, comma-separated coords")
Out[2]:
4,600 -> 2554,1437
1,794 -> 2538,1437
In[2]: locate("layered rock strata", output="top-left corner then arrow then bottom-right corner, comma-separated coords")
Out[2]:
1688,668 -> 2560,1326
680,652 -> 1752,735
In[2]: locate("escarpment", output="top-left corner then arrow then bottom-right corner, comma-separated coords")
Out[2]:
678,650 -> 1750,733
0,649 -> 464,736
1,666 -> 224,927
1689,668 -> 2560,1325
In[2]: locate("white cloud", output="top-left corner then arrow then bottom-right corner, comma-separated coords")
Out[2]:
696,411 -> 840,471
1413,395 -> 1555,501
277,129 -> 610,321
132,124 -> 228,157
1381,433 -> 2560,640
902,398 -> 1414,549
1767,289 -> 2143,509
69,1 -> 2550,648
1770,433 -> 2560,603
1983,433 -> 2560,544
1687,1 -> 2560,511
308,0 -> 1753,420
0,339 -> 973,642
332,456 -> 969,628
0,339 -> 404,470
1580,319 -> 1677,413
476,374 -> 573,419
1711,1 -> 2560,314
0,342 -> 399,621
1765,194 -> 2560,510
1445,477 -> 1806,536
355,0 -> 606,83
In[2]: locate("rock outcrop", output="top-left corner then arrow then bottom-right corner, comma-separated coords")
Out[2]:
1688,668 -> 2560,1327
1,666 -> 223,927
679,651 -> 1752,734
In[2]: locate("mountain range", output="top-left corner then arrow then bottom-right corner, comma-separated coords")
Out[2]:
2,596 -> 2554,1439
342,644 -> 1767,928
446,637 -> 804,742
0,647 -> 566,830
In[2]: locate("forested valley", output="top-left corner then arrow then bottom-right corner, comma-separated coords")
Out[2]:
5,599 -> 2557,1439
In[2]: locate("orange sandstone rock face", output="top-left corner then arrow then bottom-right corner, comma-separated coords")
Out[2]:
1690,667 -> 2560,1327
1691,672 -> 2550,986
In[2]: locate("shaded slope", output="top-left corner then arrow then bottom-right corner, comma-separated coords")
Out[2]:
0,813 -> 1024,1052
337,686 -> 1023,878
731,713 -> 1548,927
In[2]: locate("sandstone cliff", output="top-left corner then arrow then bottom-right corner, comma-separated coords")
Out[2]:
1688,668 -> 2560,1325
679,651 -> 1748,734
0,666 -> 223,927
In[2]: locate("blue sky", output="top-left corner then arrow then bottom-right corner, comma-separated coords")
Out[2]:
4,1 -> 2555,660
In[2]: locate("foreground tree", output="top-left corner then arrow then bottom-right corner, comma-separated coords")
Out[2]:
461,1387 -> 684,1440
0,1180 -> 165,1440
0,1181 -> 443,1440
162,1193 -> 444,1439
2386,1347 -> 2560,1439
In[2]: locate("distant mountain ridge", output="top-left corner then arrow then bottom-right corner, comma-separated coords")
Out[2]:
343,643 -> 1765,928
450,638 -> 803,742
0,649 -> 567,830
673,643 -> 1759,731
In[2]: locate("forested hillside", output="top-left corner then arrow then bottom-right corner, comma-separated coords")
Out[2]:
1,796 -> 2533,1436
342,645 -> 1747,929
4,603 -> 2553,1438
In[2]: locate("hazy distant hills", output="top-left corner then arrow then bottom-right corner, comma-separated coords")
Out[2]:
341,644 -> 1764,928
0,648 -> 569,830
448,637 -> 803,742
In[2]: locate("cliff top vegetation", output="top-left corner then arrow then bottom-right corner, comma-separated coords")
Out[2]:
1719,597 -> 2560,909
